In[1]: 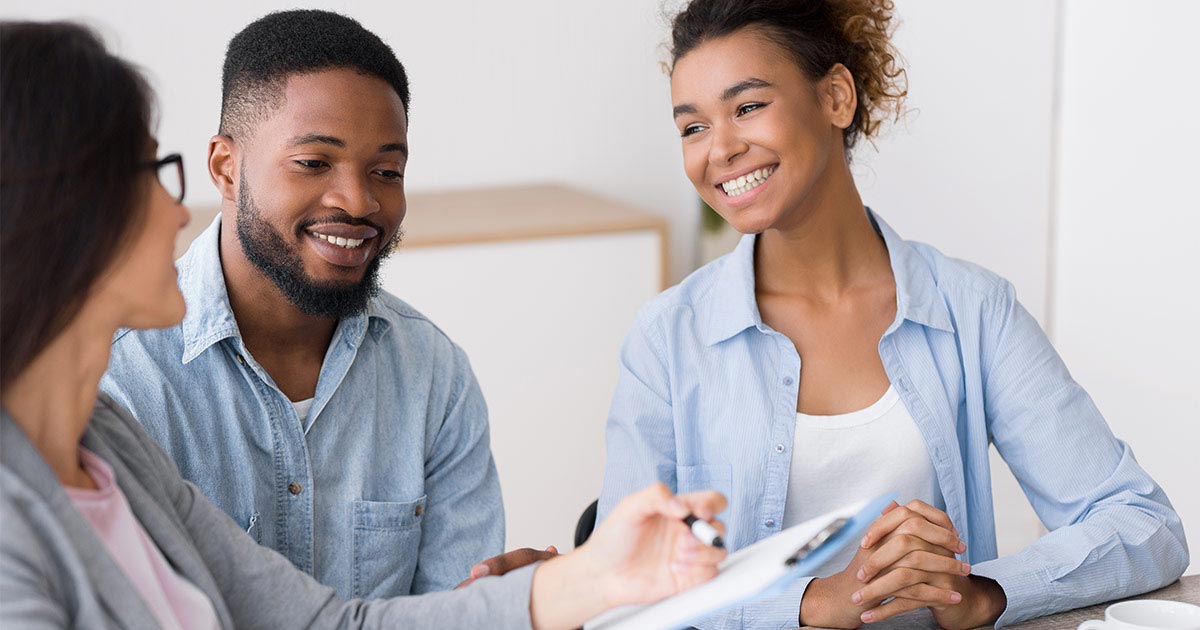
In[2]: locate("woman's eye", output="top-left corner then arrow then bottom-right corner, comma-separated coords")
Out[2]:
681,124 -> 706,137
295,159 -> 328,169
736,103 -> 765,116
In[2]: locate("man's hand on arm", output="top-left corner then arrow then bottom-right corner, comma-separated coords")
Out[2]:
456,546 -> 560,589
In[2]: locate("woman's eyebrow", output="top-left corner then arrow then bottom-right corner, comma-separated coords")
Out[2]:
673,77 -> 774,119
721,77 -> 772,101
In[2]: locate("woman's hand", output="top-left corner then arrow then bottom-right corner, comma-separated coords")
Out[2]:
799,500 -> 968,628
528,483 -> 727,630
853,501 -> 1006,629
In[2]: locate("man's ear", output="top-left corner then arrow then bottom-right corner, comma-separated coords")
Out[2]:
823,63 -> 858,131
208,135 -> 238,202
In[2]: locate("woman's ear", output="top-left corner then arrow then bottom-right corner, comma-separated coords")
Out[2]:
823,63 -> 858,131
207,135 -> 237,202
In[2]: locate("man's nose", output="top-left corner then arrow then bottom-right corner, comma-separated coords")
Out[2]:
324,171 -> 381,217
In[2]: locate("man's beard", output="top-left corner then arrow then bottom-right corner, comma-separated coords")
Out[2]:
235,174 -> 401,319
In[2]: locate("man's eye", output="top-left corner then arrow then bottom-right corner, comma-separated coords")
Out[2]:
295,159 -> 327,169
375,169 -> 404,181
736,103 -> 765,116
681,124 -> 706,137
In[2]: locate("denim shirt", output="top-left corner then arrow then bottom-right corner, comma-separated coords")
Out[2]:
598,211 -> 1188,629
100,217 -> 504,600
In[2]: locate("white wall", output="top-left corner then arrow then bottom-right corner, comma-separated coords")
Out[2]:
856,0 -> 1058,324
1053,0 -> 1200,575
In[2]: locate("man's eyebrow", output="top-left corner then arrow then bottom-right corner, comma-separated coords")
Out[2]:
672,103 -> 697,119
721,77 -> 773,101
288,133 -> 345,148
672,78 -> 774,119
379,142 -> 408,156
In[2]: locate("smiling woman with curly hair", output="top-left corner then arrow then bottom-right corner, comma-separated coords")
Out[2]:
598,1 -> 1189,628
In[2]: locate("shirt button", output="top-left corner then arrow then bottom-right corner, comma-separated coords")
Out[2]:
775,444 -> 785,453
236,354 -> 247,366
783,376 -> 794,386
414,504 -> 424,517
765,519 -> 776,528
288,482 -> 302,495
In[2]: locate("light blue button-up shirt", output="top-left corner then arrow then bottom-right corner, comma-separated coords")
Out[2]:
598,211 -> 1188,628
100,217 -> 504,600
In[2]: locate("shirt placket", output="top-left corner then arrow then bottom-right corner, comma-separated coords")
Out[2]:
761,329 -> 801,537
879,328 -> 970,559
231,343 -> 316,575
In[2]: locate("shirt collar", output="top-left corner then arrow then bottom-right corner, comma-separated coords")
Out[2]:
872,211 -> 955,335
177,215 -> 394,365
178,215 -> 240,364
700,209 -> 954,347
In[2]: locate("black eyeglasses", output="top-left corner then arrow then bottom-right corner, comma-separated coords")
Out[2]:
145,153 -> 185,204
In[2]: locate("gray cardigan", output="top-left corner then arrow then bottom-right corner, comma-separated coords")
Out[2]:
0,395 -> 535,628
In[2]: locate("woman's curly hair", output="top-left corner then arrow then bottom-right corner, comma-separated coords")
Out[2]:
669,0 -> 907,151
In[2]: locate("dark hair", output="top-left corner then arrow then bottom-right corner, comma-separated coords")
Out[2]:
0,21 -> 154,388
219,10 -> 411,140
669,0 -> 906,151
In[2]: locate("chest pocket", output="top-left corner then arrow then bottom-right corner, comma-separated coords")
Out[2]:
676,464 -> 733,518
352,496 -> 426,598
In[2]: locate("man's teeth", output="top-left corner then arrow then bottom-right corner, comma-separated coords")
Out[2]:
309,231 -> 366,249
720,166 -> 776,197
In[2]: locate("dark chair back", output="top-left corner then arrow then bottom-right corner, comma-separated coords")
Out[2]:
574,499 -> 599,548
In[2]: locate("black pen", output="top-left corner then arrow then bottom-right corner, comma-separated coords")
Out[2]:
683,514 -> 725,548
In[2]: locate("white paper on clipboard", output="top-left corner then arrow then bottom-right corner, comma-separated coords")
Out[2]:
585,493 -> 896,630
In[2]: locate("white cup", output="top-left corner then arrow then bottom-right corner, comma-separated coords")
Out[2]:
1077,600 -> 1200,630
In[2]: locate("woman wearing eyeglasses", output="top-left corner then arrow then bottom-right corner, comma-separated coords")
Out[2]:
0,21 -> 726,629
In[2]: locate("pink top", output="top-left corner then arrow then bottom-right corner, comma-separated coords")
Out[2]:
66,448 -> 219,630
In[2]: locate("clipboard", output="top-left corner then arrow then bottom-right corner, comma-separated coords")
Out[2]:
586,493 -> 898,630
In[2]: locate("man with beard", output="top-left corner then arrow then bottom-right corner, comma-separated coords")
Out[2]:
101,10 -> 552,600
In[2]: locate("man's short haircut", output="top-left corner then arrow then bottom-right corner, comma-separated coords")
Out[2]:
218,9 -> 410,141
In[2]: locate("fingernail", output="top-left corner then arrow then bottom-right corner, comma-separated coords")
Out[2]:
950,591 -> 962,603
961,562 -> 972,574
857,567 -> 867,581
851,591 -> 862,604
861,612 -> 874,622
473,564 -> 489,578
860,536 -> 869,548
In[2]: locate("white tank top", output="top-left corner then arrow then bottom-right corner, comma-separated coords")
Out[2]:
781,385 -> 943,577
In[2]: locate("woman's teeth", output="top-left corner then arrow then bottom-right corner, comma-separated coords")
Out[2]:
720,166 -> 775,197
309,231 -> 366,249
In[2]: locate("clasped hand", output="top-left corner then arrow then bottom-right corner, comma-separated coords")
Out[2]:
800,500 -> 1005,629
